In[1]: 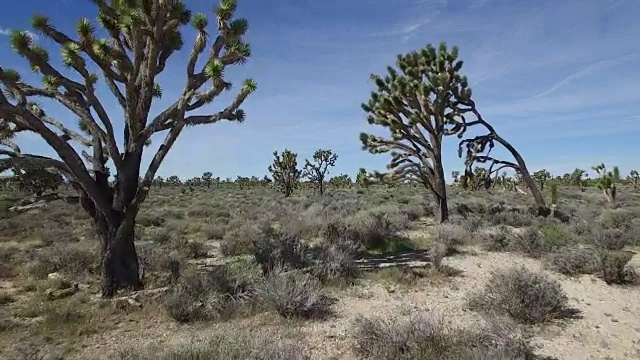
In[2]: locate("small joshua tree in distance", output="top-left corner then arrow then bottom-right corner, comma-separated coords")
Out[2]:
532,169 -> 551,191
303,149 -> 337,195
592,163 -> 620,205
202,171 -> 213,188
268,149 -> 301,197
11,159 -> 63,196
628,170 -> 639,189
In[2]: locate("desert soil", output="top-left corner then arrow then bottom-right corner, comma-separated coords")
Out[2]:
71,246 -> 640,360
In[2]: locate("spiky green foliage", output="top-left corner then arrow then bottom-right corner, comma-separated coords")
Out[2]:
328,174 -> 352,189
355,168 -> 371,189
532,169 -> 551,191
592,163 -> 620,204
202,171 -> 213,188
302,149 -> 337,195
460,166 -> 493,191
0,0 -> 256,297
10,160 -> 64,196
360,43 -> 473,222
268,149 -> 301,197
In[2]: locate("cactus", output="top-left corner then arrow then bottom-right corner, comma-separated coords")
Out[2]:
302,149 -> 337,195
0,0 -> 256,297
268,149 -> 302,197
592,163 -> 620,205
360,42 -> 472,223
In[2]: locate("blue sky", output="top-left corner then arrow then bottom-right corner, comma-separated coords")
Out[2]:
1,0 -> 639,180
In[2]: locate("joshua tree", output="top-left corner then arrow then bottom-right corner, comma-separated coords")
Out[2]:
329,173 -> 352,188
268,149 -> 301,197
532,169 -> 551,191
11,160 -> 63,196
451,170 -> 460,185
628,170 -> 639,188
0,0 -> 256,297
302,149 -> 337,195
592,163 -> 620,205
355,168 -> 371,189
456,115 -> 547,215
360,43 -> 474,223
202,171 -> 213,188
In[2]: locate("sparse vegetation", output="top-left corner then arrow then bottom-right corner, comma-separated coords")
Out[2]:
0,2 -> 637,359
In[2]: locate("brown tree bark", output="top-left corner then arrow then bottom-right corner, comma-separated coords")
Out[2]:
96,212 -> 142,297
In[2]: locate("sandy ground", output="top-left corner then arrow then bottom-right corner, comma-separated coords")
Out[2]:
68,248 -> 640,360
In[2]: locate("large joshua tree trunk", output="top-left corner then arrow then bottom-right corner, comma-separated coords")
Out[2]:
77,166 -> 143,297
432,151 -> 449,223
95,211 -> 141,297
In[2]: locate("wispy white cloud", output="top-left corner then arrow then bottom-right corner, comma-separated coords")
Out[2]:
0,27 -> 39,41
524,53 -> 639,100
369,0 -> 449,41
471,0 -> 629,86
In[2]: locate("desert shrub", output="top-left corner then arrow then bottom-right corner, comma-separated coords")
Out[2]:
598,209 -> 634,231
350,207 -> 411,250
257,269 -> 335,319
253,227 -> 309,275
221,224 -> 263,256
186,205 -> 215,218
142,227 -> 172,244
177,240 -> 208,259
137,211 -> 166,227
0,218 -> 25,238
487,209 -> 535,227
453,215 -> 485,233
308,235 -> 360,282
25,242 -> 98,279
164,263 -> 261,322
467,267 -> 574,324
475,225 -> 512,251
430,243 -> 447,270
543,246 -> 601,276
203,223 -> 227,240
433,224 -> 470,254
599,250 -> 638,285
0,291 -> 15,305
0,246 -> 18,279
121,331 -> 308,360
508,227 -> 549,258
352,313 -> 536,360
590,228 -> 628,250
538,222 -> 576,248
38,228 -> 80,245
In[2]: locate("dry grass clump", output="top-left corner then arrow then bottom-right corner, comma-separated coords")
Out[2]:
467,267 -> 578,325
353,313 -> 539,360
120,330 -> 309,360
